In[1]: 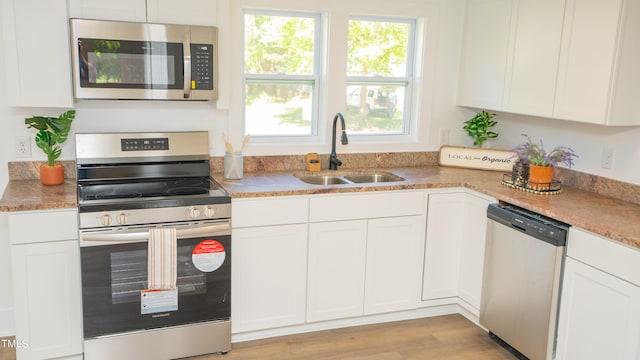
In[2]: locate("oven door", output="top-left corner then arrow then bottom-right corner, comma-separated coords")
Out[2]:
80,221 -> 230,339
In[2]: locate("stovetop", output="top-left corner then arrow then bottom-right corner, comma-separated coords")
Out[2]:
78,176 -> 230,213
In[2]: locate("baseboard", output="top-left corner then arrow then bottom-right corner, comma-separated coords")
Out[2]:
0,307 -> 15,337
231,304 -> 461,343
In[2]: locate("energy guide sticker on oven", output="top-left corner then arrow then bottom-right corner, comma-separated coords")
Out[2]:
141,289 -> 178,315
192,240 -> 226,272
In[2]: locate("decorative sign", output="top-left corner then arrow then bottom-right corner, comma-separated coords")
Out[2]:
439,145 -> 515,171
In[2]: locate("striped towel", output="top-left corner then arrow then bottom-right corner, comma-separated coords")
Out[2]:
147,228 -> 177,290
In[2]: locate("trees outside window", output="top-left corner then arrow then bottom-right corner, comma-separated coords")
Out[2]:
243,10 -> 416,139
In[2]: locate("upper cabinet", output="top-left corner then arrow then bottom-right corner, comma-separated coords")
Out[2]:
68,0 -> 218,26
458,0 -> 640,126
0,0 -> 74,108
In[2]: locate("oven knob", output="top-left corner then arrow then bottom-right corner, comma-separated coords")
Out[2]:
118,213 -> 128,225
204,206 -> 215,218
100,214 -> 112,226
189,207 -> 201,219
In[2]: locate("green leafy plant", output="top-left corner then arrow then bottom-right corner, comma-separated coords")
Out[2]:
512,134 -> 578,167
25,110 -> 75,167
463,110 -> 498,147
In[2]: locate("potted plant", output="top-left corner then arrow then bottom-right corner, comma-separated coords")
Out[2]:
463,110 -> 498,148
512,134 -> 578,189
25,110 -> 76,185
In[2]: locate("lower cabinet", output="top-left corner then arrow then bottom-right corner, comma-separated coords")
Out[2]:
232,224 -> 308,333
231,196 -> 309,333
9,210 -> 82,360
307,220 -> 368,322
307,215 -> 424,322
555,228 -> 640,359
421,190 -> 494,315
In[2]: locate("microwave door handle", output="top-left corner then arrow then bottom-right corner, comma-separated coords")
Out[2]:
81,223 -> 231,245
183,31 -> 192,99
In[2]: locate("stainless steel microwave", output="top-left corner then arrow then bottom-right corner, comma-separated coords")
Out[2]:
70,18 -> 217,101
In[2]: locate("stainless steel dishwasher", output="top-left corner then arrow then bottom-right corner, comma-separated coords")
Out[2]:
480,203 -> 569,360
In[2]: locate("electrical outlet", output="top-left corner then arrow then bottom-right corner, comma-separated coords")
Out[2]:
15,136 -> 31,158
601,148 -> 614,169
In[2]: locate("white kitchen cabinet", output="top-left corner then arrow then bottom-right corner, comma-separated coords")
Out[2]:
458,0 -> 565,117
69,0 -> 218,26
502,0 -> 565,116
231,196 -> 309,333
456,0 -> 512,111
307,191 -> 427,322
8,209 -> 82,360
458,0 -> 640,126
0,0 -> 74,108
232,224 -> 308,333
364,216 -> 423,315
422,192 -> 464,300
554,0 -> 640,125
421,190 -> 494,316
307,220 -> 368,322
556,228 -> 640,359
457,192 -> 493,311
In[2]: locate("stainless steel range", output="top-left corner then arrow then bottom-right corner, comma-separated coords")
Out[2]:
76,132 -> 231,360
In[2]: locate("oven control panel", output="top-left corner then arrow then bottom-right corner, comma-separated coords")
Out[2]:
80,204 -> 231,229
121,137 -> 169,151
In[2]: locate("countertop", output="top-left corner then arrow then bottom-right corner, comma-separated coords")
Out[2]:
2,166 -> 639,250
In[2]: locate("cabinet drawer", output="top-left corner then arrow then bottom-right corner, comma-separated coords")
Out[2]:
232,196 -> 309,228
568,227 -> 640,286
310,191 -> 425,222
9,209 -> 78,244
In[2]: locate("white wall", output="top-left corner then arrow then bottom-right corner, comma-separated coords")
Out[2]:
1,0 -> 639,337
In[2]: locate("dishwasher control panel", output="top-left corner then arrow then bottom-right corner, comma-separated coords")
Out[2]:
487,203 -> 569,246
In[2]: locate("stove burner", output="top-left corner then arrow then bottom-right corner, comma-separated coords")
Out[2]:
166,187 -> 210,196
95,192 -> 143,200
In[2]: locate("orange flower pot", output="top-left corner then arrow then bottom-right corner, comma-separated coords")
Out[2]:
528,165 -> 554,190
40,164 -> 64,185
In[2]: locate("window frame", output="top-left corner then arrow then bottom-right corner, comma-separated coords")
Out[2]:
346,16 -> 417,137
242,9 -> 323,141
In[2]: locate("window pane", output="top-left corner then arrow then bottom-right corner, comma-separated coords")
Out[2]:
348,20 -> 410,77
244,14 -> 316,75
245,81 -> 314,136
345,84 -> 405,134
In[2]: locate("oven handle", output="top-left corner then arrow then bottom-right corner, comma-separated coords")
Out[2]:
80,223 -> 230,246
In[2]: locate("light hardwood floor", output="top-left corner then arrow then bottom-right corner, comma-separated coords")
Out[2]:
194,314 -> 516,360
0,315 -> 516,360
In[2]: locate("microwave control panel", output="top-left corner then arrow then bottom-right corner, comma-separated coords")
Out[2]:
191,44 -> 214,90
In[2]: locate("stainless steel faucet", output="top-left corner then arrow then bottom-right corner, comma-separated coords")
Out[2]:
329,113 -> 348,170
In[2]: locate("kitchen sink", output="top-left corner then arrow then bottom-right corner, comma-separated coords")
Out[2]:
296,171 -> 405,185
343,173 -> 405,183
297,175 -> 350,185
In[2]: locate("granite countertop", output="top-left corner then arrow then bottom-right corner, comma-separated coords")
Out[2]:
2,166 -> 639,250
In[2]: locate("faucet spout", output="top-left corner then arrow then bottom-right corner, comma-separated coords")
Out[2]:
330,113 -> 348,170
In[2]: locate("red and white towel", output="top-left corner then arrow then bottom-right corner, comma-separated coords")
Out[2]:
147,228 -> 177,290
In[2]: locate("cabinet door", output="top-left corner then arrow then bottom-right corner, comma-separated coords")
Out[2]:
232,224 -> 308,333
68,0 -> 147,21
364,216 -> 424,315
11,240 -> 82,360
307,220 -> 367,322
554,0 -> 623,123
503,0 -> 565,116
458,193 -> 492,312
147,0 -> 217,26
457,0 -> 513,110
1,0 -> 73,107
556,257 -> 640,359
422,193 -> 464,300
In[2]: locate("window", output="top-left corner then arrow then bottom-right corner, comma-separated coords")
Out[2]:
346,18 -> 415,135
243,11 -> 321,137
